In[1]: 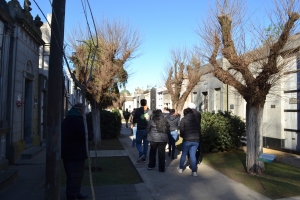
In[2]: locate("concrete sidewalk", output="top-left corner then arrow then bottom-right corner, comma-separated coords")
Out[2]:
0,123 -> 299,200
119,126 -> 271,200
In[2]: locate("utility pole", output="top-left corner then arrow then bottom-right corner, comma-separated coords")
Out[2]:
45,0 -> 66,199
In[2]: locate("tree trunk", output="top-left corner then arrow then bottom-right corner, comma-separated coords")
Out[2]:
175,99 -> 185,116
246,103 -> 264,174
91,102 -> 101,147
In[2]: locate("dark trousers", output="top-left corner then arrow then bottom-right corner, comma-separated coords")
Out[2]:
125,119 -> 129,127
148,142 -> 167,172
168,133 -> 176,157
63,159 -> 85,198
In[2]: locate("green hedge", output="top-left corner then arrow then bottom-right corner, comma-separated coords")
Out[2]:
86,109 -> 122,139
201,111 -> 245,153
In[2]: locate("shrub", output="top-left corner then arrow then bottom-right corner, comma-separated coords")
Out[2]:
201,111 -> 245,153
86,109 -> 122,139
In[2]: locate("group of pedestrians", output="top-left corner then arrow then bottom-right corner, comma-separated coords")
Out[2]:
59,100 -> 201,200
130,99 -> 201,177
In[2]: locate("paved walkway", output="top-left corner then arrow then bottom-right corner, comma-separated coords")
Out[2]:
0,123 -> 299,200
119,126 -> 270,200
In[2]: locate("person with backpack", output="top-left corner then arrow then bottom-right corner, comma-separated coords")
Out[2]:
131,99 -> 152,163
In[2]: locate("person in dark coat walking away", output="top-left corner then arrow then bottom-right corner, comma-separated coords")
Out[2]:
162,107 -> 170,118
123,108 -> 131,128
61,103 -> 88,200
187,102 -> 202,165
166,109 -> 180,159
131,99 -> 152,163
147,109 -> 170,172
177,107 -> 200,177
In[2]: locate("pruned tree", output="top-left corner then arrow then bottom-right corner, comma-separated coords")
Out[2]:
164,47 -> 211,113
41,0 -> 98,198
69,18 -> 141,147
199,0 -> 300,174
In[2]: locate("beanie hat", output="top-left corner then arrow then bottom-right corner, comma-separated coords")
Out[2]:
188,102 -> 196,109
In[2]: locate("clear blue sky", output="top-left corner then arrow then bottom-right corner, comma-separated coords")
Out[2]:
17,0 -> 271,94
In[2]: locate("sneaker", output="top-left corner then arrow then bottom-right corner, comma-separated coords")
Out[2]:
137,155 -> 145,163
177,167 -> 183,174
190,172 -> 197,177
142,158 -> 146,163
148,167 -> 154,170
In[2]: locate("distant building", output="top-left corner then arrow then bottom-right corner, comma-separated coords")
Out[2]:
120,88 -> 134,112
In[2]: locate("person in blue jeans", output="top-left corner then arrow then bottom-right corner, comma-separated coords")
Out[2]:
187,102 -> 202,166
166,109 -> 180,159
131,99 -> 152,163
132,125 -> 137,147
130,108 -> 137,147
177,108 -> 200,177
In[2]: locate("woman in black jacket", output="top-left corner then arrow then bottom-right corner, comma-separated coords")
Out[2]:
147,109 -> 170,172
166,109 -> 180,159
177,108 -> 200,177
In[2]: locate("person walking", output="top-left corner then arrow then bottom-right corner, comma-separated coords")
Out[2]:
162,107 -> 170,150
162,107 -> 170,118
147,109 -> 170,172
187,102 -> 202,165
130,108 -> 137,147
177,107 -> 200,177
131,99 -> 152,163
166,109 -> 180,159
123,108 -> 131,128
61,103 -> 88,200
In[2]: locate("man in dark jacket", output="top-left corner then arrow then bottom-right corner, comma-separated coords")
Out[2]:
61,103 -> 88,200
123,109 -> 131,128
131,99 -> 152,163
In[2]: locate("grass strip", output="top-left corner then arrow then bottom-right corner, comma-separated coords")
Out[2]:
202,150 -> 300,199
61,138 -> 142,186
61,157 -> 143,186
89,138 -> 124,150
